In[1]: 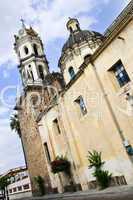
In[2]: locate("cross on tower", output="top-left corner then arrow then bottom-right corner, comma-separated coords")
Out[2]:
20,18 -> 26,29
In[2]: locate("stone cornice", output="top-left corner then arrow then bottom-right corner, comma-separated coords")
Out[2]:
105,0 -> 133,37
20,54 -> 46,63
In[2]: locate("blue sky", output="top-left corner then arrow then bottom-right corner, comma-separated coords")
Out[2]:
0,0 -> 130,174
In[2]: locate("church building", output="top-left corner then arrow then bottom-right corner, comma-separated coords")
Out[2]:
14,0 -> 133,195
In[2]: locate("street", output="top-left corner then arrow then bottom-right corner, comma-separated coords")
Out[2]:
18,186 -> 133,200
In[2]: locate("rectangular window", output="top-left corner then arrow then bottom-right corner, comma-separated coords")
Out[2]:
21,172 -> 28,179
9,189 -> 12,194
75,96 -> 87,115
18,186 -> 22,191
111,60 -> 130,87
23,184 -> 30,190
44,142 -> 51,163
15,175 -> 20,181
53,118 -> 61,134
13,188 -> 17,193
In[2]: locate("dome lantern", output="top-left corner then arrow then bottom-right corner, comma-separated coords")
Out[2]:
67,18 -> 80,33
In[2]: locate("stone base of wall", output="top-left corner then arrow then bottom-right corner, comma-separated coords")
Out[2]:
88,176 -> 127,190
64,184 -> 82,192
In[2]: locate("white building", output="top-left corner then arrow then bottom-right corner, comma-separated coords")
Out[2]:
1,167 -> 32,200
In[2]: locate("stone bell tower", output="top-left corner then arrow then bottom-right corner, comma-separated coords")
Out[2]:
14,20 -> 53,195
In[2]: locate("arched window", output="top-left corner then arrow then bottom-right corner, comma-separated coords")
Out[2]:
27,65 -> 34,81
18,51 -> 21,58
22,70 -> 26,85
22,70 -> 26,79
24,46 -> 29,55
38,65 -> 44,80
33,44 -> 38,56
68,67 -> 75,80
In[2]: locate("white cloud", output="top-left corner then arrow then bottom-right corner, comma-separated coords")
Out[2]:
0,118 -> 24,173
0,0 -> 112,66
0,106 -> 9,116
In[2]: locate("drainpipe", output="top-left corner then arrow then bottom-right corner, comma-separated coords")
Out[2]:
90,60 -> 133,159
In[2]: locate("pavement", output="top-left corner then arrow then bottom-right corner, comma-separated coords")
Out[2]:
18,185 -> 133,200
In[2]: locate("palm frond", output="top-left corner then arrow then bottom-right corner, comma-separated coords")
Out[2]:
10,114 -> 21,137
88,150 -> 104,169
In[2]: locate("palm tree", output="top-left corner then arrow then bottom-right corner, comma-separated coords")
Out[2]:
10,114 -> 21,137
10,113 -> 27,167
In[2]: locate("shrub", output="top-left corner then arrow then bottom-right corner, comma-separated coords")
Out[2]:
34,176 -> 45,196
93,169 -> 112,189
51,156 -> 71,176
88,150 -> 104,169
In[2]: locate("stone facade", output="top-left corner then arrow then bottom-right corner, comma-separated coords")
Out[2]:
15,0 -> 133,195
16,74 -> 64,194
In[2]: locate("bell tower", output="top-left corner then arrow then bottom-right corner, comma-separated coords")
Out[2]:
14,20 -> 49,89
14,21 -> 53,195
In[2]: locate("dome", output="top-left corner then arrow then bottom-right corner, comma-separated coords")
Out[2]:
62,29 -> 104,53
58,18 -> 104,69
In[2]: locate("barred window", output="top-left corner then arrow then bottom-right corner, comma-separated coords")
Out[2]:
112,60 -> 130,87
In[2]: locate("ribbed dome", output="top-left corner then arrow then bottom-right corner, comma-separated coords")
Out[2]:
58,18 -> 104,69
62,30 -> 104,53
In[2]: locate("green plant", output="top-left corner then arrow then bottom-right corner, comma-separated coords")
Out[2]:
88,150 -> 112,189
88,150 -> 104,169
93,169 -> 112,189
34,176 -> 45,196
10,114 -> 21,137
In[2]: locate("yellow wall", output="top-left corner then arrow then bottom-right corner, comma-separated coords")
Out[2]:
38,18 -> 133,191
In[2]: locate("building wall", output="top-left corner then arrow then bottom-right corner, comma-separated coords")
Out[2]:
91,18 -> 133,184
38,16 -> 133,191
8,176 -> 32,200
62,43 -> 96,85
0,168 -> 32,200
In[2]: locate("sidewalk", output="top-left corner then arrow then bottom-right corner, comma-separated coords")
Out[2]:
19,185 -> 133,200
